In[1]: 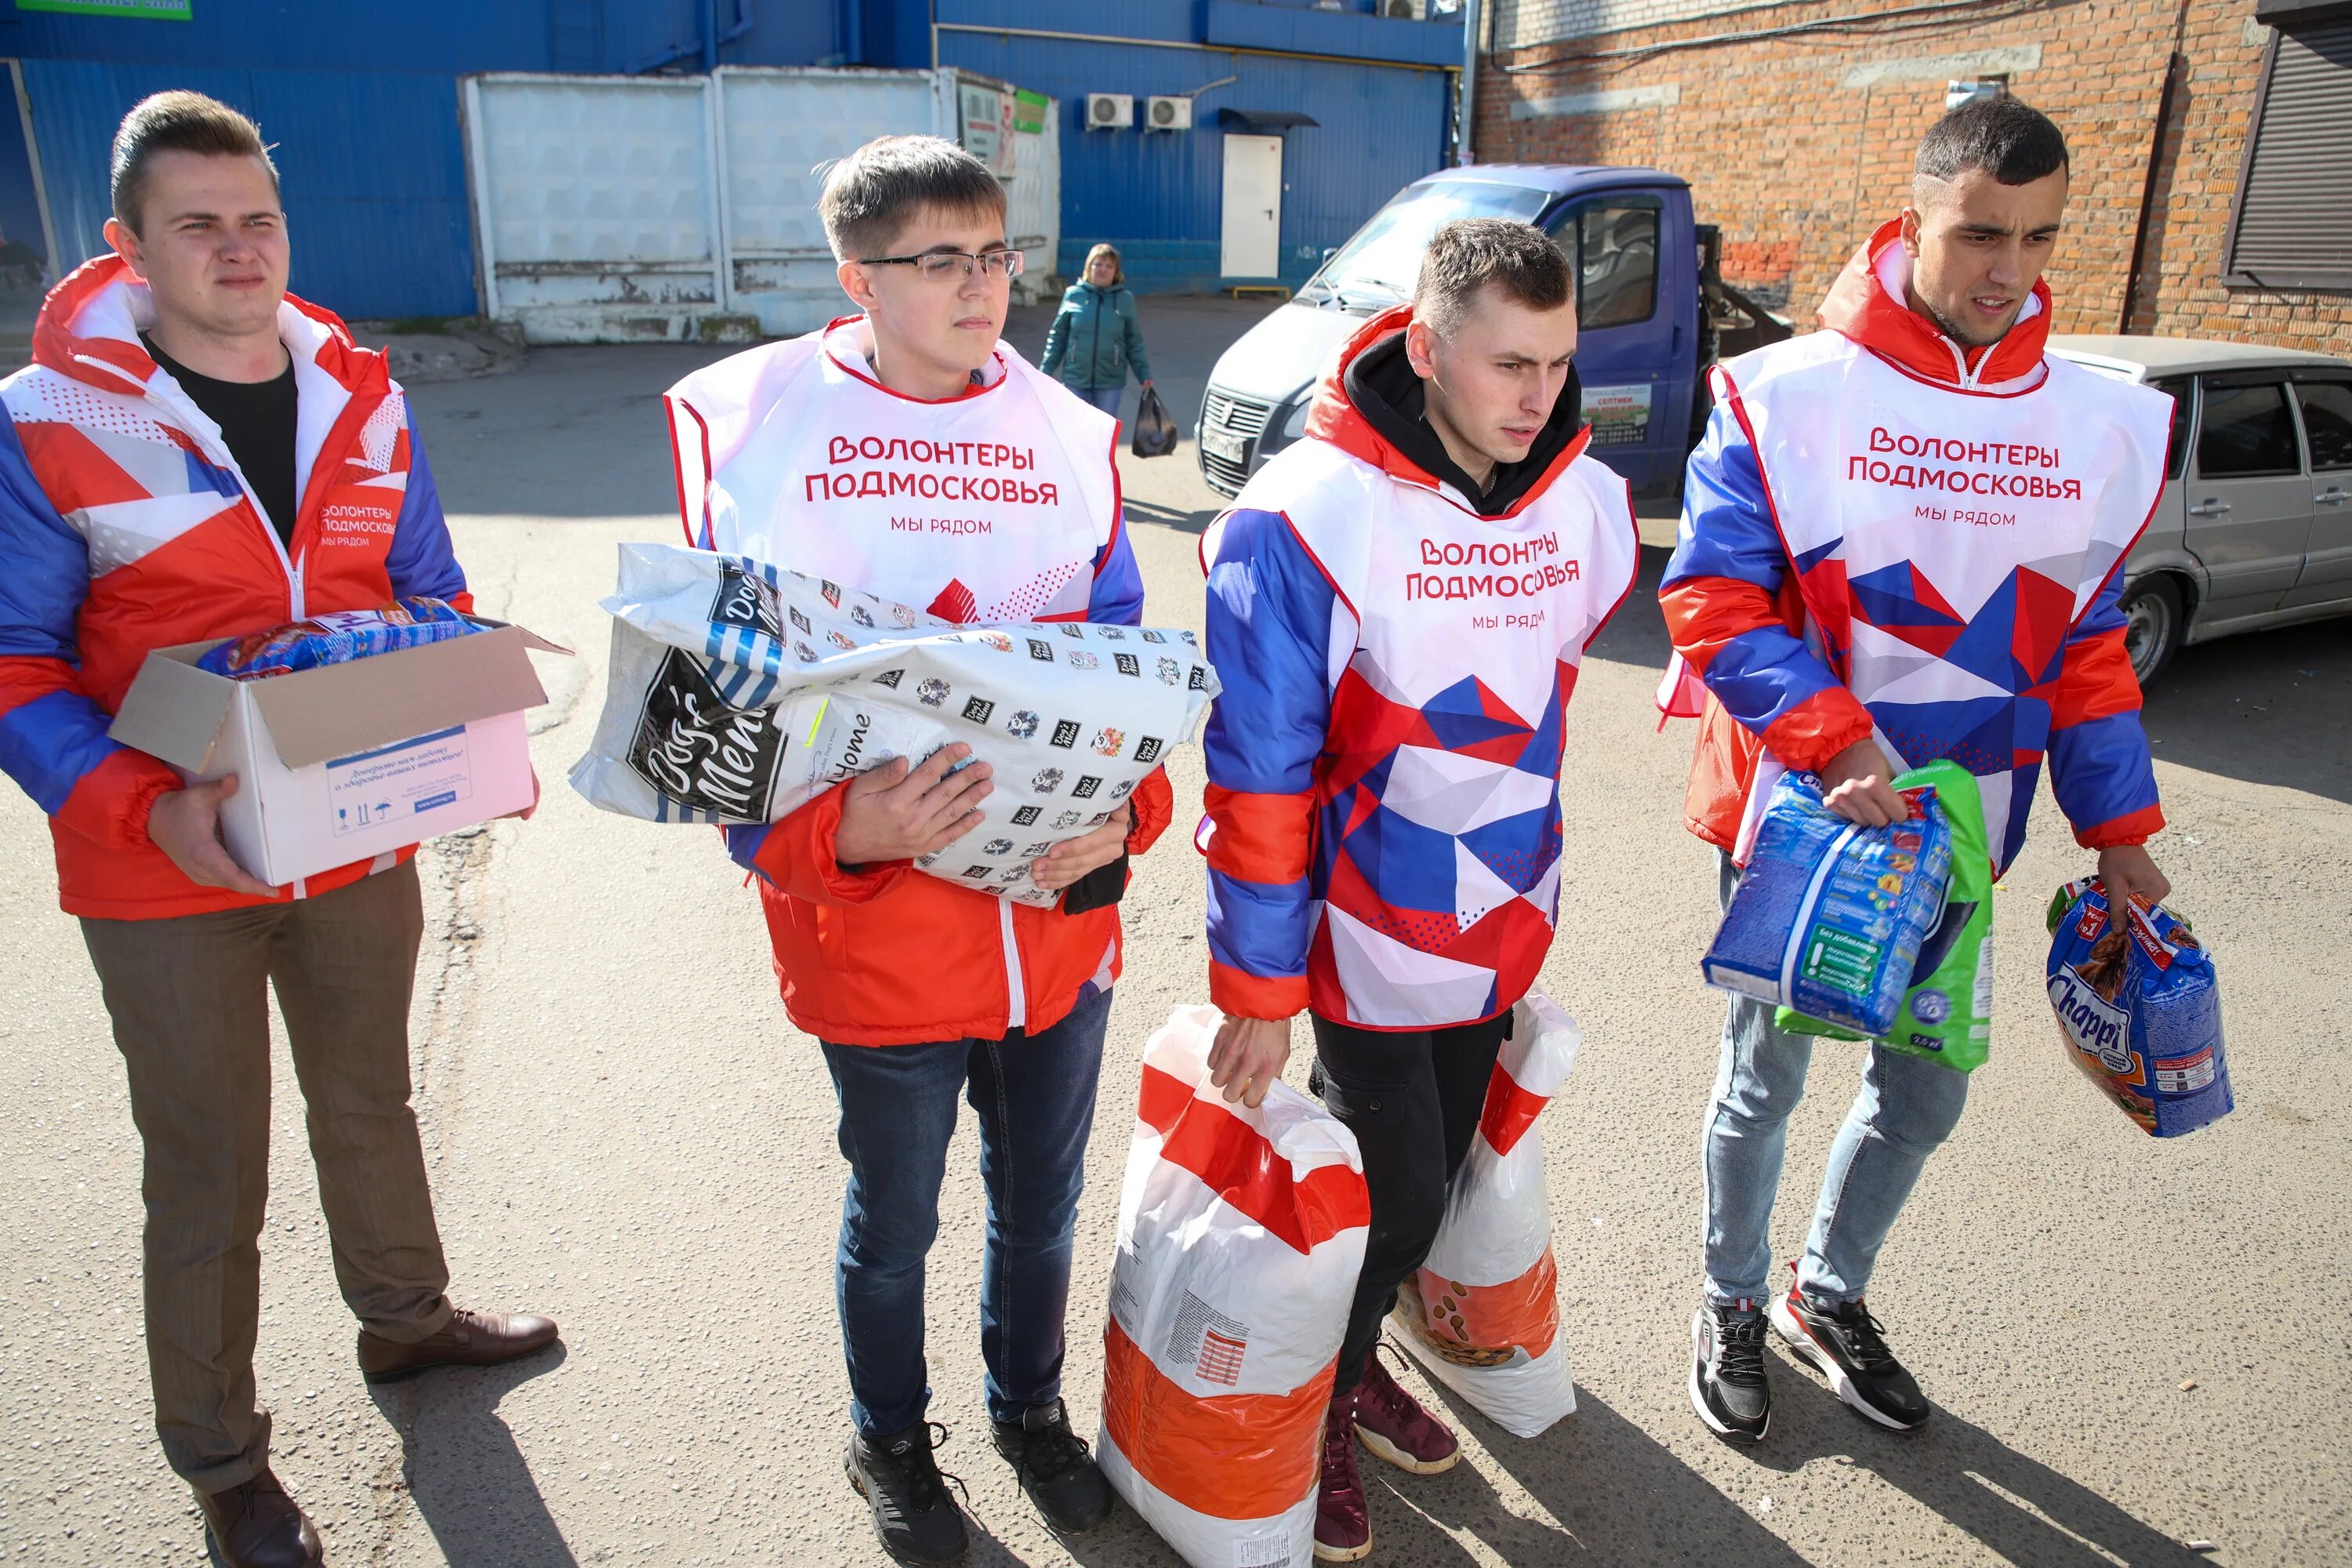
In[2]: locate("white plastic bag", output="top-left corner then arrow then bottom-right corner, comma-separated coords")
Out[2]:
1098,1007 -> 1368,1568
1388,990 -> 1580,1438
568,543 -> 1217,905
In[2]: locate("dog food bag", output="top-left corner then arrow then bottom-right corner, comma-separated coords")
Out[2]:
1390,990 -> 1579,1439
1702,768 -> 1955,1039
1098,1007 -> 1369,1568
1773,761 -> 1996,1071
197,597 -> 479,681
569,543 -> 1218,906
2045,880 -> 2231,1138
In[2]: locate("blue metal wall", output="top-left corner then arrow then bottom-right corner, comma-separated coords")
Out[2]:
2,0 -> 853,319
932,3 -> 1458,295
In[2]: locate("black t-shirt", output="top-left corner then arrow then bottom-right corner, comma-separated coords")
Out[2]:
143,334 -> 299,548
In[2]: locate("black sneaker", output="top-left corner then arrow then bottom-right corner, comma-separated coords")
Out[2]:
992,1398 -> 1115,1534
1770,1284 -> 1931,1431
845,1421 -> 970,1565
1689,1298 -> 1773,1443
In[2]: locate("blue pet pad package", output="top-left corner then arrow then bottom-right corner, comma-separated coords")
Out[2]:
1702,770 -> 1954,1040
198,597 -> 479,681
2045,880 -> 2230,1138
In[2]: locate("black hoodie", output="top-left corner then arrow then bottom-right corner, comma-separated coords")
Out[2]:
1340,328 -> 1585,517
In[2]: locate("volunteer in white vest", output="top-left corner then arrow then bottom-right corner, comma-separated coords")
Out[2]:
1661,99 -> 2174,1443
1201,219 -> 1638,1563
660,136 -> 1173,1566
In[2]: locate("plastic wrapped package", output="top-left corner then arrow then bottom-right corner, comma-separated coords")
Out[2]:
1098,1007 -> 1368,1568
568,543 -> 1218,906
1702,767 -> 1956,1041
1388,990 -> 1580,1439
2046,880 -> 2230,1137
196,597 -> 478,681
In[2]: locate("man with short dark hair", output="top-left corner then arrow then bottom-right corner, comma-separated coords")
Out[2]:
1661,96 -> 2172,1443
1202,217 -> 1638,1562
662,132 -> 1172,1563
0,90 -> 555,1568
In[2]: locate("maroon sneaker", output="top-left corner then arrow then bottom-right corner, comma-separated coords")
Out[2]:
1353,1347 -> 1460,1475
1313,1388 -> 1373,1563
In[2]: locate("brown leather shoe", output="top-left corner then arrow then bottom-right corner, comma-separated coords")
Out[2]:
357,1305 -> 560,1384
195,1468 -> 322,1568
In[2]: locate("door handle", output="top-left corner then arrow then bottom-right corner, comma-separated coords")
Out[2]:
2317,487 -> 2349,506
2187,499 -> 2232,517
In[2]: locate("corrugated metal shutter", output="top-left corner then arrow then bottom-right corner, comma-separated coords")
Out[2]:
2226,21 -> 2352,289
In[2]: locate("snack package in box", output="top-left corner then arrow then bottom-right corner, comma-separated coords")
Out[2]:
569,543 -> 1218,906
2045,880 -> 2231,1137
1389,990 -> 1580,1438
1771,761 -> 1997,1071
1098,1007 -> 1367,1568
1701,768 -> 1954,1040
197,597 -> 479,681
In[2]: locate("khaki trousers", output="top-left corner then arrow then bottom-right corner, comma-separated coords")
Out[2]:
80,859 -> 453,1492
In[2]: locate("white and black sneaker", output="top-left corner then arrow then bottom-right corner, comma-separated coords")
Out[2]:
1689,1298 -> 1773,1443
1769,1283 -> 1931,1431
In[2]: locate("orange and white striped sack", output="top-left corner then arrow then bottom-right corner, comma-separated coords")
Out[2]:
1388,990 -> 1581,1438
1098,1006 -> 1369,1568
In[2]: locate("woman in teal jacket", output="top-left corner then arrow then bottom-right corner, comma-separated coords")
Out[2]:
1041,243 -> 1153,420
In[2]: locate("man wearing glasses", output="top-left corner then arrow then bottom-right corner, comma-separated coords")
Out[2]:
660,136 -> 1170,1565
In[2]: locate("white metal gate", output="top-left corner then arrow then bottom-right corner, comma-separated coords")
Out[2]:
464,68 -> 1060,344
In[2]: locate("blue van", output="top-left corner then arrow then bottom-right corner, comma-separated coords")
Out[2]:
1196,165 -> 1788,500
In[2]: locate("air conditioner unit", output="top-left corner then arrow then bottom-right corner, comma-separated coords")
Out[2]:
1086,93 -> 1134,130
1145,96 -> 1192,131
1381,0 -> 1429,17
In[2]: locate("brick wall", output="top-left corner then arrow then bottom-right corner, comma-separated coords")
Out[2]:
1479,0 -> 2352,356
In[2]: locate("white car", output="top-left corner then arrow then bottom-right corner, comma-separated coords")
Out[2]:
2047,335 -> 2352,683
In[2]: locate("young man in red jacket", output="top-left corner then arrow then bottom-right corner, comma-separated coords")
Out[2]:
662,136 -> 1172,1564
0,94 -> 555,1568
1661,99 -> 2172,1443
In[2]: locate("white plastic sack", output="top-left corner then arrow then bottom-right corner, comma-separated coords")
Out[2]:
568,543 -> 1218,905
1388,990 -> 1581,1438
1099,1007 -> 1368,1568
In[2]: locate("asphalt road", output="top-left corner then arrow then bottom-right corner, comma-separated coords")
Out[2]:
2,299 -> 2347,1566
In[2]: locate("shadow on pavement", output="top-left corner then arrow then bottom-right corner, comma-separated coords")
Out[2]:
1120,495 -> 1213,536
2140,618 -> 2352,804
1745,1365 -> 2207,1568
368,1341 -> 576,1568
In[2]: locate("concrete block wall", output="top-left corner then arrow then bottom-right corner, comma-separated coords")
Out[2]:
1480,0 -> 2352,355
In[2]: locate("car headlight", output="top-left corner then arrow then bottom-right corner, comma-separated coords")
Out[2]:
1282,399 -> 1310,441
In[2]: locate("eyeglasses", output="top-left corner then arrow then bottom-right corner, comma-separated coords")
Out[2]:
858,249 -> 1026,283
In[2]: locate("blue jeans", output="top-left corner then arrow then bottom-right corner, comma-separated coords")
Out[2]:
819,986 -> 1112,1437
1702,853 -> 1969,1308
1072,382 -> 1124,418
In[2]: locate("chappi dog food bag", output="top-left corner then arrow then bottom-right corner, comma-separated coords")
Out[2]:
1098,1007 -> 1368,1568
1702,766 -> 1956,1040
2045,880 -> 2231,1137
1770,762 -> 1997,1071
1390,990 -> 1580,1439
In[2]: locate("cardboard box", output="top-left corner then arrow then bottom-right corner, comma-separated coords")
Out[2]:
110,620 -> 569,887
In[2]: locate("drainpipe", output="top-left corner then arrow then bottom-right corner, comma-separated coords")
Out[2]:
630,0 -> 754,74
1457,0 -> 1481,165
839,0 -> 863,65
699,0 -> 720,71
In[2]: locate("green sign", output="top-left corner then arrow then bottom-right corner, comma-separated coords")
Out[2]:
1013,89 -> 1049,137
20,0 -> 193,16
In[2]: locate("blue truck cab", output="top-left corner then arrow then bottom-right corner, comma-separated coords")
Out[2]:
1196,164 -> 1788,499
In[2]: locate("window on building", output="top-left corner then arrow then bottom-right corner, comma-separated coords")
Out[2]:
2223,18 -> 2352,289
2152,376 -> 2193,481
1554,201 -> 1659,328
2296,379 -> 2352,470
2196,379 -> 2303,478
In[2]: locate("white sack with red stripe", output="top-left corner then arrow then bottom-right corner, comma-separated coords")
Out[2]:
1099,1006 -> 1368,1568
1389,990 -> 1581,1438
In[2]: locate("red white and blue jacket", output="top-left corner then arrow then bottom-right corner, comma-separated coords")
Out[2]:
1658,222 -> 2169,873
1201,308 -> 1639,1029
0,256 -> 466,919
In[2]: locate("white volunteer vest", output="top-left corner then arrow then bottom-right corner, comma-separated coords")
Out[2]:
669,318 -> 1117,621
1718,333 -> 2172,863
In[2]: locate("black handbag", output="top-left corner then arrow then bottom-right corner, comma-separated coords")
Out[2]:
1130,385 -> 1179,458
